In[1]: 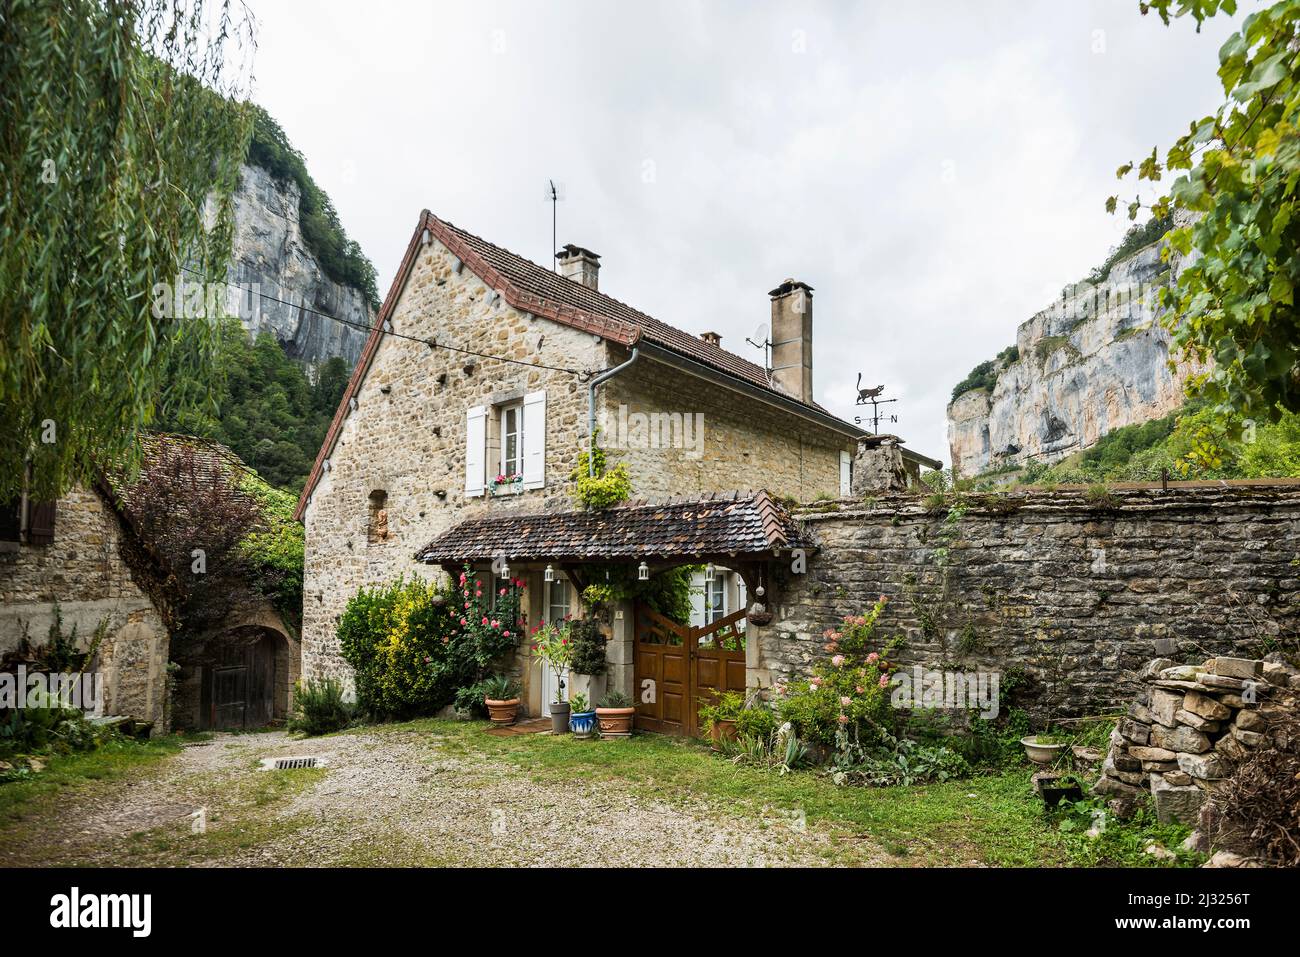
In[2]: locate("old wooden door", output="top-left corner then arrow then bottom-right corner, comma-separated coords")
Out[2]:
634,604 -> 749,737
204,634 -> 276,730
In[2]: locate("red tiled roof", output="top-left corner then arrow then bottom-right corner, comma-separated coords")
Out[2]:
415,490 -> 811,564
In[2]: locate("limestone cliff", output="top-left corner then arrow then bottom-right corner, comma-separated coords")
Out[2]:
226,163 -> 372,368
947,226 -> 1201,477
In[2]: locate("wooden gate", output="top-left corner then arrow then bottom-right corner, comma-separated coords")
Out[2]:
201,634 -> 276,730
634,604 -> 748,737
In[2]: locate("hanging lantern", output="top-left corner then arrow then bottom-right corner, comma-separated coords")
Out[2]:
637,561 -> 649,581
499,559 -> 511,579
544,564 -> 555,583
704,563 -> 716,583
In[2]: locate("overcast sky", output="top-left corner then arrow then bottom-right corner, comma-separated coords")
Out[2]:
240,0 -> 1243,463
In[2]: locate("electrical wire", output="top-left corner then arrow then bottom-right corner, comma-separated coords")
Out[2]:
177,265 -> 597,380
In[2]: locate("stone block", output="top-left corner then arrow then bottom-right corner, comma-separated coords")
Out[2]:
1150,723 -> 1212,754
1210,656 -> 1262,680
1174,709 -> 1219,732
1182,690 -> 1230,720
1128,745 -> 1176,762
1141,657 -> 1175,679
1093,774 -> 1144,799
1158,664 -> 1204,682
1177,752 -> 1230,780
1214,733 -> 1247,762
1118,718 -> 1150,745
1233,728 -> 1265,748
1151,775 -> 1206,825
1262,662 -> 1291,687
1200,673 -> 1247,690
1164,770 -> 1193,787
1150,689 -> 1182,727
1142,760 -> 1179,772
1234,709 -> 1265,732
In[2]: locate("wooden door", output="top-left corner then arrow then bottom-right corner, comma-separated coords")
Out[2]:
634,606 -> 689,734
204,634 -> 276,729
688,608 -> 748,737
635,604 -> 749,737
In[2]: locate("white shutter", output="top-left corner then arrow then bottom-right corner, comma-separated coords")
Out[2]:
839,450 -> 852,497
465,405 -> 486,496
689,572 -> 706,627
522,390 -> 546,489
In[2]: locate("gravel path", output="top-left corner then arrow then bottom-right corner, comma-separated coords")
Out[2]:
2,727 -> 882,867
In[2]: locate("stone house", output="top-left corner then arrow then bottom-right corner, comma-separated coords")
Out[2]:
0,436 -> 297,732
294,210 -> 938,729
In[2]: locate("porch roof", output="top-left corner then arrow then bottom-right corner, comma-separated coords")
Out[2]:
414,490 -> 811,565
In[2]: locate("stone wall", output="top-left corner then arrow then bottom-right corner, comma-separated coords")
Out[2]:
0,485 -> 170,728
1094,655 -> 1299,825
300,235 -> 856,690
751,483 -> 1300,718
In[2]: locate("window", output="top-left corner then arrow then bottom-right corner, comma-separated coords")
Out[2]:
547,578 -> 571,624
839,449 -> 852,497
705,577 -> 726,624
366,490 -> 389,544
0,493 -> 54,546
500,403 -> 523,478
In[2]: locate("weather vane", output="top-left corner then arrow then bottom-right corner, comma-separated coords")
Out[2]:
854,375 -> 898,434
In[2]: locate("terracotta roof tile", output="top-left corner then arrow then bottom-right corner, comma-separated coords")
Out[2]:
415,490 -> 811,564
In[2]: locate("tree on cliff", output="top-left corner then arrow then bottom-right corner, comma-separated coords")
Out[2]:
0,0 -> 254,503
1110,0 -> 1300,433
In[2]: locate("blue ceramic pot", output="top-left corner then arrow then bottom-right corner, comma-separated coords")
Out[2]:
569,710 -> 597,737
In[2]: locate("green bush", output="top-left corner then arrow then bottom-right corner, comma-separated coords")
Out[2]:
287,678 -> 353,736
569,618 -> 608,676
337,568 -> 523,721
733,704 -> 777,741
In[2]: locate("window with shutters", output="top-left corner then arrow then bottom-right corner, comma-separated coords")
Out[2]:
0,499 -> 21,543
0,493 -> 55,546
473,390 -> 546,497
499,403 -> 523,479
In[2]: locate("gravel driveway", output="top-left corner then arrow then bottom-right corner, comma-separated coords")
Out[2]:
2,726 -> 880,867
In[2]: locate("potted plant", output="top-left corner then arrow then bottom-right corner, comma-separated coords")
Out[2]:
596,688 -> 635,738
483,675 -> 520,726
1021,732 -> 1069,765
569,692 -> 597,738
698,690 -> 744,749
531,619 -> 573,734
1032,770 -> 1084,807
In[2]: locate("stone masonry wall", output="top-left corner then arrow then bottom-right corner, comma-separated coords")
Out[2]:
0,485 -> 170,728
753,483 -> 1300,719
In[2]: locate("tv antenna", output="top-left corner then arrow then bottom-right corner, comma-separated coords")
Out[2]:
545,180 -> 565,272
745,323 -> 772,373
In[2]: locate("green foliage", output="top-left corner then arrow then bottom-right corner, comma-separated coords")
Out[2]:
576,563 -> 695,624
1109,0 -> 1300,422
697,690 -> 746,731
570,445 -> 632,510
1053,797 -> 1200,867
570,692 -> 590,713
336,569 -> 522,721
246,106 -> 379,310
829,732 -> 970,788
529,618 -> 573,702
0,0 -> 254,501
160,320 -> 351,491
287,678 -> 353,736
599,689 -> 631,709
733,704 -> 778,740
237,473 -> 305,629
1077,213 -> 1175,288
482,674 -> 519,700
950,360 -> 998,402
776,597 -> 901,746
568,618 -> 609,676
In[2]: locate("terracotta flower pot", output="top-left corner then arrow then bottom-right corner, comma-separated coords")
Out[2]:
485,697 -> 520,726
596,706 -> 635,737
709,719 -> 738,749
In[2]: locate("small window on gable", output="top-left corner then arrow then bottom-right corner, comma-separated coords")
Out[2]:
367,490 -> 389,544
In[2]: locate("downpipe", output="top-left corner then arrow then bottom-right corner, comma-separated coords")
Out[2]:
587,347 -> 639,476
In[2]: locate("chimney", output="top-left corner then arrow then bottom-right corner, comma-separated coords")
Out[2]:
556,244 -> 601,291
699,331 -> 722,347
768,278 -> 813,403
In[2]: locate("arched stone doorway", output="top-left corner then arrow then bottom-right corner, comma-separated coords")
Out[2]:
171,606 -> 299,732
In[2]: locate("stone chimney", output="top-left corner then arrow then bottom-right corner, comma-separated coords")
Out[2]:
853,434 -> 910,493
768,279 -> 813,403
556,244 -> 601,291
700,331 -> 722,347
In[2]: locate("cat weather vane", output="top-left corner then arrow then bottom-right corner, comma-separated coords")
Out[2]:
854,375 -> 899,435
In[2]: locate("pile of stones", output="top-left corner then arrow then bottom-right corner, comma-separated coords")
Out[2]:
1094,655 -> 1299,825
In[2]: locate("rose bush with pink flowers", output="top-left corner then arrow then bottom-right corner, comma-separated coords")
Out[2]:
775,596 -> 901,746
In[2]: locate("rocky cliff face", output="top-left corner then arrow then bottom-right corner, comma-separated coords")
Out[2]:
947,230 -> 1201,477
226,163 -> 371,368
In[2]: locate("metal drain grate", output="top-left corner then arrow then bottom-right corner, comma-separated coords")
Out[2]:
273,757 -> 318,770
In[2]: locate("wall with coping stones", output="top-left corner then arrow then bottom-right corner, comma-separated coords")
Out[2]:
750,483 -> 1300,718
0,485 -> 170,728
